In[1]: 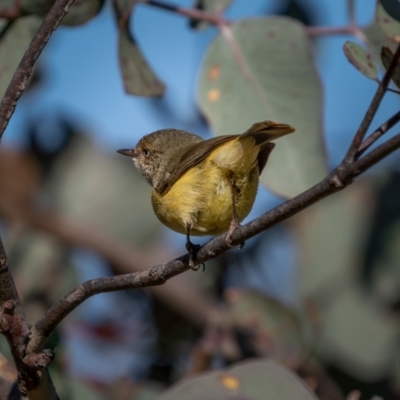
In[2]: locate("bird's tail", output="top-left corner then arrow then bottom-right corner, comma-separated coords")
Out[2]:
241,120 -> 295,145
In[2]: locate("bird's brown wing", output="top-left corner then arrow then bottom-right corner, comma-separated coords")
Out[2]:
159,135 -> 238,194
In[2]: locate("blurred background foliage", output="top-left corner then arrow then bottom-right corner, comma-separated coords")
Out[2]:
0,0 -> 400,399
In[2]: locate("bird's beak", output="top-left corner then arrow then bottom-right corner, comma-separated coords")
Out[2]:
117,148 -> 137,158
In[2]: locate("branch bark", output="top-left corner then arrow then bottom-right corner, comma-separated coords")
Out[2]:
0,239 -> 59,399
0,0 -> 75,397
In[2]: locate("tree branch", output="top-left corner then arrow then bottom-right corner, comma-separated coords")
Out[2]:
344,44 -> 400,163
13,206 -> 217,328
0,239 -> 59,399
347,0 -> 356,27
140,0 -> 230,26
0,0 -> 76,142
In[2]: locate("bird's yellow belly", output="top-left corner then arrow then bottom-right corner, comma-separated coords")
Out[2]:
151,162 -> 259,236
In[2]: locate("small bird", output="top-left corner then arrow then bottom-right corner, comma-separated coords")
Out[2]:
118,121 -> 295,270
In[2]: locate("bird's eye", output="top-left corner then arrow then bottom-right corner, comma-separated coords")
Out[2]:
143,149 -> 150,157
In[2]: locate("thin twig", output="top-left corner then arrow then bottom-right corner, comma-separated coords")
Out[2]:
140,0 -> 229,26
347,0 -> 356,27
0,0 -> 76,142
356,110 -> 400,158
344,43 -> 400,163
29,129 -> 400,353
143,0 -> 363,37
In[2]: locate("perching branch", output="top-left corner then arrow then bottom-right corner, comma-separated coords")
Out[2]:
27,128 -> 400,353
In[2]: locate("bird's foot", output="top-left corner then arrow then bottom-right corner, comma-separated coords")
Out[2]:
185,241 -> 205,271
225,222 -> 245,249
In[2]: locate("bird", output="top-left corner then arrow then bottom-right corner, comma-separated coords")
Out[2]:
118,121 -> 295,270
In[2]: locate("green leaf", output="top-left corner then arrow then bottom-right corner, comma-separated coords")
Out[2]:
376,1 -> 400,42
157,359 -> 318,400
0,16 -> 41,101
113,0 -> 165,96
319,286 -> 400,381
343,41 -> 378,80
190,0 -> 232,30
296,182 -> 400,380
118,26 -> 166,96
297,183 -> 370,297
197,17 -> 327,198
364,24 -> 395,66
380,45 -> 400,88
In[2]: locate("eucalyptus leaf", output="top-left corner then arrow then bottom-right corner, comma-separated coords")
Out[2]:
113,0 -> 165,96
296,183 -> 370,297
343,41 -> 378,80
118,25 -> 166,96
198,17 -> 327,198
376,1 -> 400,42
157,359 -> 318,400
380,45 -> 400,88
363,20 -> 397,62
319,286 -> 400,381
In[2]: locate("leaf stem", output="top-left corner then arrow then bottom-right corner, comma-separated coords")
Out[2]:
140,0 -> 229,26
